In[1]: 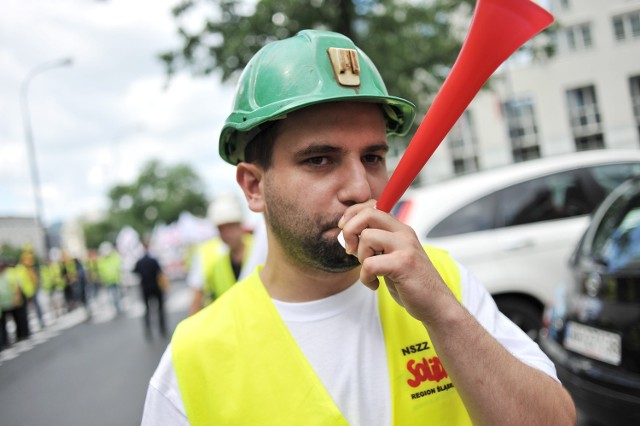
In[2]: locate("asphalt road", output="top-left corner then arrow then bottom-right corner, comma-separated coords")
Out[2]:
0,282 -> 191,426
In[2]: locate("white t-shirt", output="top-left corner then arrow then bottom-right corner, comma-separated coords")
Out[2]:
142,261 -> 558,425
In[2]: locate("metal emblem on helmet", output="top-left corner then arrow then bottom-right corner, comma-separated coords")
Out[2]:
327,47 -> 361,87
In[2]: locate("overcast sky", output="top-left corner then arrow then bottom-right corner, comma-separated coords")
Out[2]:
1,0 -> 241,226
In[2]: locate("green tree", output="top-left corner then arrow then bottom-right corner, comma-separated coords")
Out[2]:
83,160 -> 209,248
83,221 -> 120,251
0,243 -> 24,263
161,0 -> 474,122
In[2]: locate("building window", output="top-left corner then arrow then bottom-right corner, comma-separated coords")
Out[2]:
551,22 -> 594,53
550,0 -> 570,13
448,111 -> 479,175
504,97 -> 541,162
612,10 -> 640,41
568,23 -> 593,50
580,24 -> 593,47
630,75 -> 640,143
566,85 -> 605,150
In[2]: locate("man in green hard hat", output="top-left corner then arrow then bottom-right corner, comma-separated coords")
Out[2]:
142,30 -> 575,425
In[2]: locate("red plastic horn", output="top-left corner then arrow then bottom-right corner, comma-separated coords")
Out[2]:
376,0 -> 554,213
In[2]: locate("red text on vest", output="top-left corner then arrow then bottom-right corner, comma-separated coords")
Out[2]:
406,356 -> 448,387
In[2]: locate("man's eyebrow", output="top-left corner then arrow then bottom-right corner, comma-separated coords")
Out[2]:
293,143 -> 389,160
293,144 -> 344,159
364,144 -> 389,154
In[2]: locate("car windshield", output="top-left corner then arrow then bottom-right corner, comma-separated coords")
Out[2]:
591,184 -> 640,272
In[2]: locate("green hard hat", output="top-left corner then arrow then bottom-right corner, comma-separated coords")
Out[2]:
219,29 -> 416,165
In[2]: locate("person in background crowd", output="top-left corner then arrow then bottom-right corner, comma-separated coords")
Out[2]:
133,240 -> 168,340
73,257 -> 91,317
185,235 -> 222,316
16,245 -> 45,329
39,259 -> 55,317
237,215 -> 267,281
0,257 -> 24,350
187,194 -> 253,314
60,252 -> 77,312
3,258 -> 30,342
97,242 -> 122,315
44,249 -> 67,318
86,250 -> 101,300
143,30 -> 575,425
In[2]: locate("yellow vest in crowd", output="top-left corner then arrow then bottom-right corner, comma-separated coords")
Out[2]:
0,268 -> 22,309
63,258 -> 77,283
203,234 -> 253,303
39,263 -> 54,292
172,246 -> 471,425
31,261 -> 64,293
196,238 -> 223,277
97,253 -> 121,286
13,263 -> 36,298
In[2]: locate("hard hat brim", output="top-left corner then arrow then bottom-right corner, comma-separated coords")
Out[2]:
220,95 -> 415,165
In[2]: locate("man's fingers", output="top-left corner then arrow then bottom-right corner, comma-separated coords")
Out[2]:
340,205 -> 406,255
355,228 -> 388,262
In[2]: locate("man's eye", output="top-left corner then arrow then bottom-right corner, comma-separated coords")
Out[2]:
363,154 -> 383,164
306,157 -> 329,165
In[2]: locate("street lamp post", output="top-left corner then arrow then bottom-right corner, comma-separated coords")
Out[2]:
20,57 -> 73,259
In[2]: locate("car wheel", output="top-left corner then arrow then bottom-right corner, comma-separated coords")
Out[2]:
494,297 -> 543,341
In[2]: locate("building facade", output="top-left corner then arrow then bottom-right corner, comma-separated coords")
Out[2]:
416,0 -> 640,184
0,216 -> 46,258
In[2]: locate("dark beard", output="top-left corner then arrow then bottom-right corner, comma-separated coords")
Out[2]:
265,192 -> 360,273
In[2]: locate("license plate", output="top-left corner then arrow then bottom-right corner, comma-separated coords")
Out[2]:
564,321 -> 621,365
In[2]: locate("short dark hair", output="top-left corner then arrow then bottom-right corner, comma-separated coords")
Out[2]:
243,121 -> 280,169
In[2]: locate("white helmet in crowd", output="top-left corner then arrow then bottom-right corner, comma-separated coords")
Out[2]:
49,247 -> 62,263
207,194 -> 244,227
98,241 -> 114,256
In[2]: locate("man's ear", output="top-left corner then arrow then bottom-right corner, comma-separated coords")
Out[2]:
236,163 -> 265,213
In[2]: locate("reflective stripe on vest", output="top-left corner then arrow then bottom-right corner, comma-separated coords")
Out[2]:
172,245 -> 471,425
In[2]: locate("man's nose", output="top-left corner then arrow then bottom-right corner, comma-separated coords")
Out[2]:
337,159 -> 372,206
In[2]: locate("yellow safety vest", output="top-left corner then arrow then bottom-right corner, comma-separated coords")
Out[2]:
64,259 -> 77,283
204,234 -> 253,303
197,238 -> 223,272
39,263 -> 53,292
0,269 -> 21,309
14,263 -> 36,298
49,262 -> 65,291
194,238 -> 223,306
4,268 -> 24,305
98,253 -> 121,286
173,246 -> 471,425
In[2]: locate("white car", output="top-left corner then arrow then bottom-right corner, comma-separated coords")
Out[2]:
394,149 -> 640,339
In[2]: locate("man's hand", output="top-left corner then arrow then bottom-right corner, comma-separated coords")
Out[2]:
338,200 -> 459,326
340,201 -> 577,425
